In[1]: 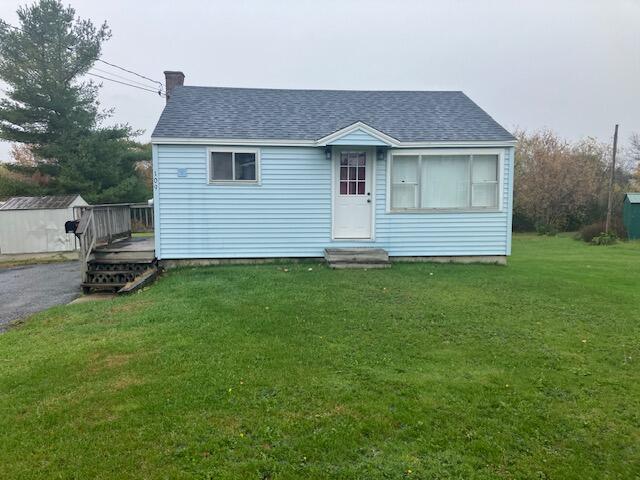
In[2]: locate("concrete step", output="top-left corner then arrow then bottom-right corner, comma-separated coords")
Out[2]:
324,248 -> 389,264
324,248 -> 390,269
329,262 -> 391,269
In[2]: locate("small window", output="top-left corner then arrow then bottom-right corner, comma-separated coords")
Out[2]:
209,149 -> 258,183
391,155 -> 419,208
211,152 -> 233,181
471,155 -> 498,208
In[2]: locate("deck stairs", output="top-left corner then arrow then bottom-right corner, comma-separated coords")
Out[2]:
82,244 -> 157,293
73,204 -> 157,294
324,248 -> 390,269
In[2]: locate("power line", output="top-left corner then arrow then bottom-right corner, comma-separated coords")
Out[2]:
91,66 -> 164,91
87,72 -> 164,96
95,58 -> 164,90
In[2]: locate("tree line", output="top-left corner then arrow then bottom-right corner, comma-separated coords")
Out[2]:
514,129 -> 640,238
0,0 -> 151,204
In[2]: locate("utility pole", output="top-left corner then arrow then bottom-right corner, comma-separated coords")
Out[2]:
605,124 -> 619,233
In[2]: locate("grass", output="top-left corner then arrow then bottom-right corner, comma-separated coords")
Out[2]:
1,235 -> 639,479
0,252 -> 78,269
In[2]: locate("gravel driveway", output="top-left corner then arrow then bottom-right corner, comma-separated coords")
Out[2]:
0,261 -> 80,331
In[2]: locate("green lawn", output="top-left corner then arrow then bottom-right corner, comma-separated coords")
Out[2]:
1,235 -> 639,479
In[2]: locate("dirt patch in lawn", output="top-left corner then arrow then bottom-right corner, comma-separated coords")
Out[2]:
109,299 -> 153,314
111,374 -> 145,391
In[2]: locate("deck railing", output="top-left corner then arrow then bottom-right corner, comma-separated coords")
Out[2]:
74,204 -> 132,246
130,203 -> 154,232
75,208 -> 96,278
74,204 -> 133,282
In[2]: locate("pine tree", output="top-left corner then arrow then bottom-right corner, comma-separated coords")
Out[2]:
0,0 -> 151,202
0,0 -> 109,162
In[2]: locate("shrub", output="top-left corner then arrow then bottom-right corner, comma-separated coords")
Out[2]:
579,222 -> 605,243
591,232 -> 617,246
579,219 -> 627,243
535,223 -> 559,236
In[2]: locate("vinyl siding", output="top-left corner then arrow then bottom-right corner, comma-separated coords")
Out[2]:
154,145 -> 513,259
327,128 -> 389,146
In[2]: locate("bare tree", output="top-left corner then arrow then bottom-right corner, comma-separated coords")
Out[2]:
514,130 -> 608,231
629,133 -> 640,191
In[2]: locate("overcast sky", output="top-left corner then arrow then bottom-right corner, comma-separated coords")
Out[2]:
0,0 -> 639,160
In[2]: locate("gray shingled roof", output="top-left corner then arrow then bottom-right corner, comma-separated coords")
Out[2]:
0,195 -> 81,210
152,86 -> 514,143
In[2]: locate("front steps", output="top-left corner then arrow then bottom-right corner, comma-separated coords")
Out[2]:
82,259 -> 157,292
324,248 -> 390,269
80,236 -> 157,293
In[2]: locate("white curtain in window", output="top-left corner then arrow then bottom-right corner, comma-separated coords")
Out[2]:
472,184 -> 497,207
472,155 -> 498,208
391,156 -> 418,208
421,155 -> 469,208
472,155 -> 498,182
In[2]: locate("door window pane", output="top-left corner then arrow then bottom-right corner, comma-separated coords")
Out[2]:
347,153 -> 360,166
340,152 -> 366,195
234,152 -> 256,180
211,152 -> 233,181
421,155 -> 469,208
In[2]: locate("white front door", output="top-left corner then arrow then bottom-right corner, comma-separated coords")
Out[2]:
333,149 -> 374,239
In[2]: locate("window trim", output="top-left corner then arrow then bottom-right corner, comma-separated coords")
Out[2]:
386,148 -> 503,213
207,147 -> 261,185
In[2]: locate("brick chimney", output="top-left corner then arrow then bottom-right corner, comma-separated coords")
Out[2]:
164,71 -> 185,103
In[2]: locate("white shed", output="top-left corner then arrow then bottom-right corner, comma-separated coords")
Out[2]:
0,195 -> 88,254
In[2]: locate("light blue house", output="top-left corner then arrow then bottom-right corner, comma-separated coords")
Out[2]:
151,71 -> 515,264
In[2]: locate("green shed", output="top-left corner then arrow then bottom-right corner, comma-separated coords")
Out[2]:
623,193 -> 640,240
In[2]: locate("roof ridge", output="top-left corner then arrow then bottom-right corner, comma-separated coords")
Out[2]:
176,85 -> 465,94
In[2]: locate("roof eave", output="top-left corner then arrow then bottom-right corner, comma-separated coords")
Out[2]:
150,136 -> 517,148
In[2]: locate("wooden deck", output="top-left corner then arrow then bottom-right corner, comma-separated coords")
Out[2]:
74,205 -> 157,292
93,236 -> 155,262
94,235 -> 155,253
